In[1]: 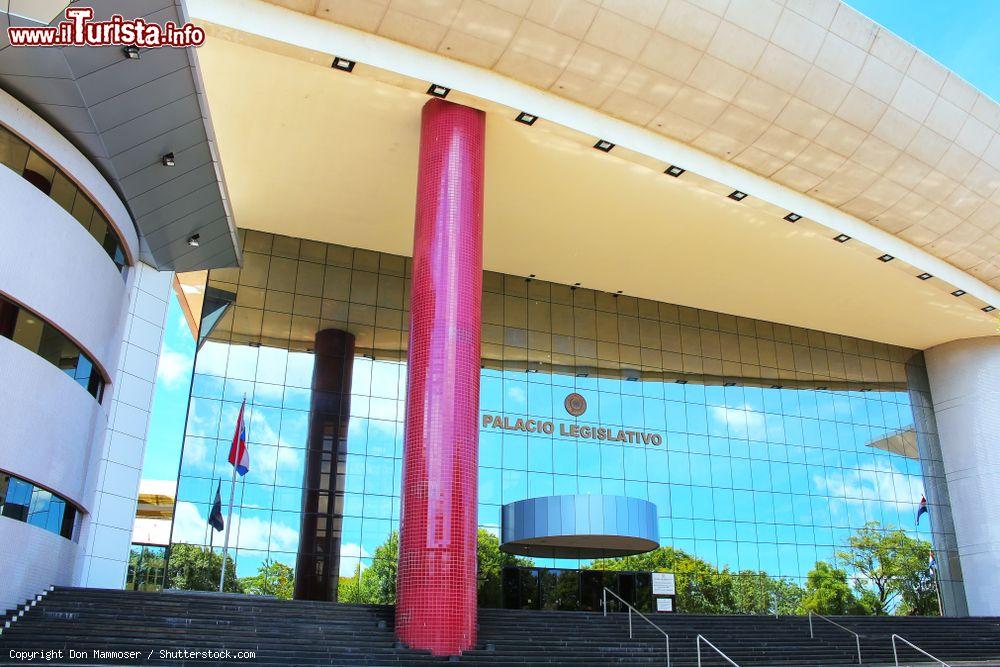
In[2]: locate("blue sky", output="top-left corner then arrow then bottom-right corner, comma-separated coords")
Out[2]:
141,3 -> 1000,484
845,0 -> 1000,101
142,292 -> 194,482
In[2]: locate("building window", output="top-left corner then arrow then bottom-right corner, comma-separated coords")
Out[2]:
0,471 -> 77,540
0,294 -> 106,401
0,123 -> 128,274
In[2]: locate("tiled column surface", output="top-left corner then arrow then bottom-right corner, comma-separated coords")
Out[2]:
925,336 -> 1000,617
396,99 -> 485,656
75,262 -> 173,589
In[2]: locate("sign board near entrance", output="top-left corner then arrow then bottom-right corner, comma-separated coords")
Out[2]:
656,598 -> 673,612
652,572 -> 675,596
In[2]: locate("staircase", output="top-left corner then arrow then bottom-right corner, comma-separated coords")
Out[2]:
2,588 -> 1000,666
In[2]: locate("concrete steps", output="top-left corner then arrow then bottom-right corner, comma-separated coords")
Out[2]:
1,588 -> 999,666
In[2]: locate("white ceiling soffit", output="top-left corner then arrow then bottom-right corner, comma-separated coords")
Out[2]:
254,0 -> 1000,296
189,33 -> 996,349
0,0 -> 240,271
188,0 -> 1000,315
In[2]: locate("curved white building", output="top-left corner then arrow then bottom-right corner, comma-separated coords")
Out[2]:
0,1 -> 238,612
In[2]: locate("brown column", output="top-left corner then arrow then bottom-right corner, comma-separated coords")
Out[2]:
294,328 -> 354,601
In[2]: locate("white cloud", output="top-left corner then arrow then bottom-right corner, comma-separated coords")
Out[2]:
709,404 -> 766,440
172,500 -> 299,552
506,385 -> 526,406
157,346 -> 192,389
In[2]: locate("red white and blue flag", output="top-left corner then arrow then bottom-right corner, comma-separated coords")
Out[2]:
916,495 -> 928,525
227,399 -> 250,476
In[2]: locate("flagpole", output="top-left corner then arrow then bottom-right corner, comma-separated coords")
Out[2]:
219,464 -> 237,592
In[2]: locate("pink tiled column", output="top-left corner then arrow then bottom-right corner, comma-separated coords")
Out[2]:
396,98 -> 485,655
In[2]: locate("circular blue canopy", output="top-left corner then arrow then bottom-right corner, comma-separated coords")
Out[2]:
500,494 -> 659,559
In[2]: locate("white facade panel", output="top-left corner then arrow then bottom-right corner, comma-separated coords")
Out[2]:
0,338 -> 102,510
0,88 -> 137,257
0,520 -> 76,613
75,262 -> 172,590
925,336 -> 1000,617
0,167 -> 127,370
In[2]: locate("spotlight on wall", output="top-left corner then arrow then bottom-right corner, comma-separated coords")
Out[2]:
427,84 -> 450,98
515,112 -> 537,125
123,45 -> 141,60
187,234 -> 200,247
331,57 -> 356,72
161,152 -> 175,167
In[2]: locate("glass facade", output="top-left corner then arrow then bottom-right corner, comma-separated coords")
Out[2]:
0,294 -> 106,401
0,122 -> 127,273
170,230 -> 960,612
0,471 -> 77,539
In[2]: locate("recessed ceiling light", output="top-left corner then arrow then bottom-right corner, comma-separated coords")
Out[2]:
161,152 -> 175,167
576,372 -> 589,378
878,254 -> 894,262
983,306 -> 996,313
816,386 -> 828,391
515,111 -> 537,125
186,234 -> 200,247
770,384 -> 783,389
784,213 -> 801,222
123,45 -> 141,60
723,382 -> 735,387
952,289 -> 966,297
427,84 -> 450,98
665,165 -> 685,177
917,273 -> 933,280
675,379 -> 688,384
574,282 -> 581,286
616,290 -> 623,294
728,190 -> 748,201
594,139 -> 614,152
526,368 -> 538,373
834,234 -> 851,243
332,57 -> 356,72
625,376 -> 638,381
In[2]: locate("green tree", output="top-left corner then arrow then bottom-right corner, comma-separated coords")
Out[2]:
359,531 -> 399,604
477,530 -> 533,608
590,547 -> 734,613
590,548 -> 805,615
165,543 -> 241,593
802,561 -> 861,615
836,522 -> 936,615
770,576 -> 806,616
343,530 -> 533,605
338,563 -> 364,603
128,546 -> 166,591
239,559 -> 294,599
898,551 -> 940,616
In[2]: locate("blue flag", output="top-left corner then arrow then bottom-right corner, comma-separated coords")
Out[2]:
208,481 -> 224,532
916,495 -> 928,525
